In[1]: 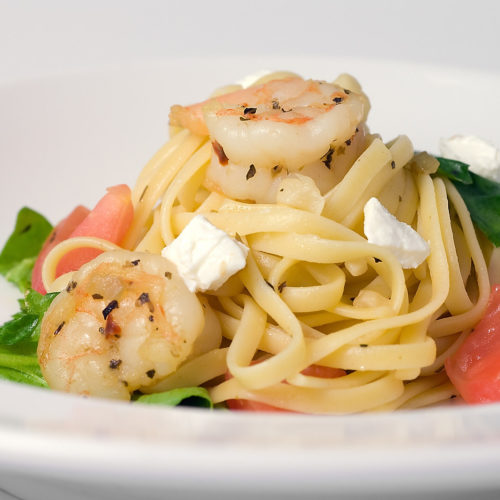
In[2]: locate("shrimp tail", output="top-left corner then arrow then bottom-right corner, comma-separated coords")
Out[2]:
169,104 -> 209,136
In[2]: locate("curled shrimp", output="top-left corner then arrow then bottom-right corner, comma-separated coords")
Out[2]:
170,77 -> 367,171
203,122 -> 369,203
37,250 -> 205,400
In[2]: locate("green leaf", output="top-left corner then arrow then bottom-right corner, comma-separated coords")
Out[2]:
0,344 -> 48,388
0,207 -> 52,292
0,313 -> 39,345
435,156 -> 473,185
0,366 -> 48,388
3,257 -> 36,293
436,157 -> 500,247
135,387 -> 213,408
0,289 -> 58,346
453,172 -> 500,247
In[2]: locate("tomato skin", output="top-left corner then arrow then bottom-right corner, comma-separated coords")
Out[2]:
56,184 -> 133,277
31,184 -> 134,294
31,205 -> 90,294
226,365 -> 345,413
445,284 -> 500,404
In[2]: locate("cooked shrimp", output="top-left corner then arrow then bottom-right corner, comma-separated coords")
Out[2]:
37,250 -> 204,400
203,123 -> 369,203
170,77 -> 366,171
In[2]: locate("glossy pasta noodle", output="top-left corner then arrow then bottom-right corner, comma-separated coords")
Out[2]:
37,71 -> 491,413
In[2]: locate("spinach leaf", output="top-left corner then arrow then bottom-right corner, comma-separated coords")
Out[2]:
0,366 -> 47,388
135,387 -> 213,408
0,290 -> 58,345
435,156 -> 473,185
0,344 -> 48,388
0,207 -> 52,292
435,157 -> 500,246
0,289 -> 57,388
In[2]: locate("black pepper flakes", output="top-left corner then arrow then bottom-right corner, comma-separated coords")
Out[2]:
66,281 -> 77,293
344,89 -> 351,95
345,139 -> 352,146
165,271 -> 172,279
333,97 -> 343,104
359,344 -> 368,348
322,148 -> 334,169
136,292 -> 150,306
246,164 -> 256,180
272,100 -> 280,110
149,315 -> 154,322
391,161 -> 396,169
102,300 -> 119,320
277,281 -> 287,293
374,257 -> 382,263
265,280 -> 275,290
240,116 -> 250,121
345,369 -> 356,375
48,231 -> 57,244
20,224 -> 32,234
130,259 -> 140,266
99,327 -> 105,334
146,369 -> 156,379
109,359 -> 122,369
450,394 -> 457,399
139,185 -> 148,202
92,293 -> 103,300
243,107 -> 257,115
53,321 -> 65,336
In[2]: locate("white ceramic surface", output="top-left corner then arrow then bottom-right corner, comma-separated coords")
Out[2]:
0,56 -> 500,500
1,2 -> 500,497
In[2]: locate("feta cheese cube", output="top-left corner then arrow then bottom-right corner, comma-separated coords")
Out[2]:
439,135 -> 500,182
363,198 -> 430,269
161,215 -> 249,292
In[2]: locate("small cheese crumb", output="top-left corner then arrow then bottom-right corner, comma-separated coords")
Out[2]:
363,198 -> 430,269
161,215 -> 249,292
439,135 -> 500,182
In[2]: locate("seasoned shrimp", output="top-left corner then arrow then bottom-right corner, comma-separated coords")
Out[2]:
203,122 -> 369,203
37,250 -> 204,400
170,77 -> 366,171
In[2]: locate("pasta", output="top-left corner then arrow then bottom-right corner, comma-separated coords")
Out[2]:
36,71 -> 492,414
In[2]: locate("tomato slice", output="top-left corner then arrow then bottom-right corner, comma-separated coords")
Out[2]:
31,205 -> 90,294
445,284 -> 500,404
56,184 -> 133,277
226,364 -> 345,412
31,185 -> 134,294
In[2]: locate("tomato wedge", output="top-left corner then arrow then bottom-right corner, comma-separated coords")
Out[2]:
31,185 -> 134,294
31,205 -> 90,294
226,365 -> 345,412
445,284 -> 500,404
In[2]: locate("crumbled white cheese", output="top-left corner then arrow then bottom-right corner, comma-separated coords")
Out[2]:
439,135 -> 500,182
363,198 -> 430,269
161,215 -> 249,292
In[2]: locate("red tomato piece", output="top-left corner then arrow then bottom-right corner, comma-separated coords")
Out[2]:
445,284 -> 500,404
226,364 -> 345,412
56,184 -> 133,277
31,205 -> 90,294
31,184 -> 134,294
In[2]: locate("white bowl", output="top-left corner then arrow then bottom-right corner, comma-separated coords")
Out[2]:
1,56 -> 500,499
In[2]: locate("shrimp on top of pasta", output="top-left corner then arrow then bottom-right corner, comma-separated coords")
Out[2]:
30,70 -> 496,413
